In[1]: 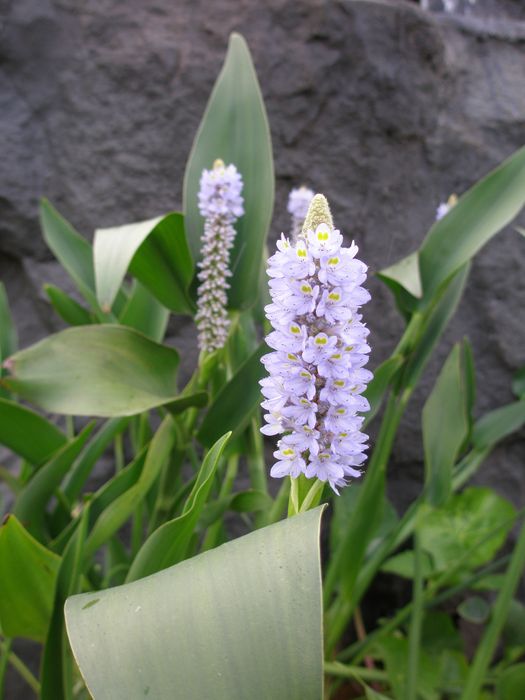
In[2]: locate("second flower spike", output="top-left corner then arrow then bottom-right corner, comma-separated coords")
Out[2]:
195,159 -> 244,354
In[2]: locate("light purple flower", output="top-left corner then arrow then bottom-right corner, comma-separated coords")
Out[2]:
260,193 -> 372,493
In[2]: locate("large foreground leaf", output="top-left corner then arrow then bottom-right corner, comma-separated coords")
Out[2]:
1,326 -> 180,416
183,33 -> 274,310
66,507 -> 324,700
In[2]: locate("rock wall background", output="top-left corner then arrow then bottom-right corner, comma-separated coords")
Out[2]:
1,0 -> 525,692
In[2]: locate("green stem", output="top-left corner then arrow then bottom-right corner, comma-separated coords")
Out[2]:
299,479 -> 325,513
114,432 -> 124,473
324,390 -> 409,654
339,548 -> 516,664
324,660 -> 388,684
65,415 -> 75,439
149,447 -> 186,533
202,455 -> 239,551
247,416 -> 268,495
131,500 -> 144,558
460,518 -> 525,700
288,476 -> 299,516
266,479 -> 290,524
406,531 -> 424,700
0,637 -> 10,697
0,638 -> 40,695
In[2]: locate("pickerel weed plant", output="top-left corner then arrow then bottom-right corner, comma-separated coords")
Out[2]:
1,31 -> 525,700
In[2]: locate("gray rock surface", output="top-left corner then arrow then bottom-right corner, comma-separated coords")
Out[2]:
1,0 -> 525,693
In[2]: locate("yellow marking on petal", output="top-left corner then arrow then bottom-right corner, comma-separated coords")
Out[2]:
334,380 -> 345,387
336,408 -> 346,415
297,248 -> 307,257
287,353 -> 298,361
328,257 -> 339,266
331,353 -> 342,360
346,345 -> 354,352
301,284 -> 312,294
290,325 -> 300,334
328,292 -> 340,301
315,336 -> 327,345
282,448 -> 295,457
300,371 -> 310,378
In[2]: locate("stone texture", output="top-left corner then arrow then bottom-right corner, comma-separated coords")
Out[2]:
1,0 -> 525,692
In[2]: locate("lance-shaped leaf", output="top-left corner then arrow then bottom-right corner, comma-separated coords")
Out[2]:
14,423 -> 95,538
127,432 -> 231,581
422,342 -> 471,506
420,145 -> 525,300
1,326 -> 181,417
94,213 -> 194,315
119,281 -> 170,342
44,284 -> 93,326
40,199 -> 98,308
83,416 -> 175,558
0,398 -> 67,465
66,507 -> 324,700
378,146 -> 525,307
0,282 -> 17,366
183,33 -> 274,310
0,515 -> 60,642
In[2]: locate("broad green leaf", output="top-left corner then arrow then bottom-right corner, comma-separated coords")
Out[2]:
94,213 -> 194,314
0,282 -> 17,365
374,637 -> 440,700
512,367 -> 525,399
497,665 -> 525,700
419,146 -> 525,299
403,264 -> 469,389
41,505 -> 90,700
197,342 -> 266,447
127,432 -> 231,581
503,600 -> 525,648
119,281 -> 169,342
380,550 -> 434,580
364,354 -> 404,426
84,416 -> 175,558
14,423 -> 95,538
40,199 -> 98,307
183,33 -> 274,310
44,284 -> 93,326
421,612 -> 462,656
472,400 -> 525,450
422,343 -> 470,506
0,515 -> 60,641
418,487 -> 516,574
457,596 -> 490,624
0,398 -> 67,465
66,507 -> 324,700
2,326 -> 180,417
